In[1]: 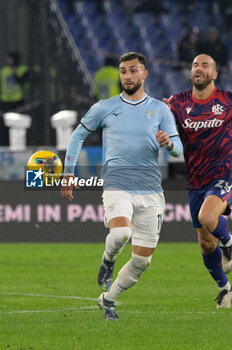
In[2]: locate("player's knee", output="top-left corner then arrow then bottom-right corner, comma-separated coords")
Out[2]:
116,253 -> 152,289
106,227 -> 131,248
198,236 -> 217,254
131,253 -> 152,274
198,213 -> 216,232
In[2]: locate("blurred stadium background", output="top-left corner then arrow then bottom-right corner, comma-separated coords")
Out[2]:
1,0 -> 232,242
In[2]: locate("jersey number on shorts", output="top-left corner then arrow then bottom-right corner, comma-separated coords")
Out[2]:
215,180 -> 232,195
157,214 -> 163,235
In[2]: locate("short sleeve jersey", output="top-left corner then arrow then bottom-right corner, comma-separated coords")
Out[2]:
81,93 -> 178,193
169,87 -> 232,189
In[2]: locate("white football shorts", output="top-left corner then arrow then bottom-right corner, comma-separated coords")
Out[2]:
102,188 -> 165,248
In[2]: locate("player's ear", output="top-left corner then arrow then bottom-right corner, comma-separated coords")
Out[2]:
213,70 -> 218,80
143,69 -> 148,79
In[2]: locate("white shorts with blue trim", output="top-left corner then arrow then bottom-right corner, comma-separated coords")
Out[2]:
102,188 -> 165,248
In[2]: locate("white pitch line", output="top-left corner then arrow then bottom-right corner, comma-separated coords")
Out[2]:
120,310 -> 217,315
0,291 -> 121,305
0,291 -> 96,301
0,308 -> 218,315
0,292 -> 217,314
0,306 -> 99,315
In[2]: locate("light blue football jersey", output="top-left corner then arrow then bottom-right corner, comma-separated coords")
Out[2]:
77,92 -> 179,193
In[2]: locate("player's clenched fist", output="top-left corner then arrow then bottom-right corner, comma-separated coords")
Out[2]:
156,130 -> 173,150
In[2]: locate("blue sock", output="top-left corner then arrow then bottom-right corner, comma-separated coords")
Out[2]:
211,216 -> 230,245
202,246 -> 228,288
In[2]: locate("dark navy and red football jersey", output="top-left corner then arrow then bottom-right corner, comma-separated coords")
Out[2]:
169,87 -> 232,189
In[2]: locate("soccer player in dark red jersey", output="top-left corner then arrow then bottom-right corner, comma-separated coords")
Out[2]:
163,54 -> 232,308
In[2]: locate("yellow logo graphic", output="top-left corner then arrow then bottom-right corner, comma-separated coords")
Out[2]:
143,111 -> 155,119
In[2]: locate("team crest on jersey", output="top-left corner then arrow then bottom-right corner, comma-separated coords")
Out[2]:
212,104 -> 224,115
143,111 -> 155,119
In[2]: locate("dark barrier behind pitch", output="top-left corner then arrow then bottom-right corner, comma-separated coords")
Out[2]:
0,181 -> 205,243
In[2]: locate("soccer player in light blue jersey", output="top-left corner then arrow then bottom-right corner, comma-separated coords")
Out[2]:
61,52 -> 183,320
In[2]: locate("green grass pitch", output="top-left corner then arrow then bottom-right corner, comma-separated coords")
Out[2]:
0,242 -> 231,350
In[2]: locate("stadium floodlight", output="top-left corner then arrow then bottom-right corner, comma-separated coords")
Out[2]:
3,112 -> 31,151
50,110 -> 78,151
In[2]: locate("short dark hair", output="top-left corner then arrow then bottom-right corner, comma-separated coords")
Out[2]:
119,52 -> 147,68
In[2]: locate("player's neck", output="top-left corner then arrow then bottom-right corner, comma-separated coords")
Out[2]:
192,83 -> 216,100
123,88 -> 145,101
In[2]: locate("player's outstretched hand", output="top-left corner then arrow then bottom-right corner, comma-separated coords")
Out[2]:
163,97 -> 171,110
61,174 -> 79,201
156,130 -> 172,148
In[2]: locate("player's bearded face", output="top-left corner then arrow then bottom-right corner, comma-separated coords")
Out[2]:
119,60 -> 146,95
122,80 -> 142,95
191,57 -> 217,91
191,71 -> 214,90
